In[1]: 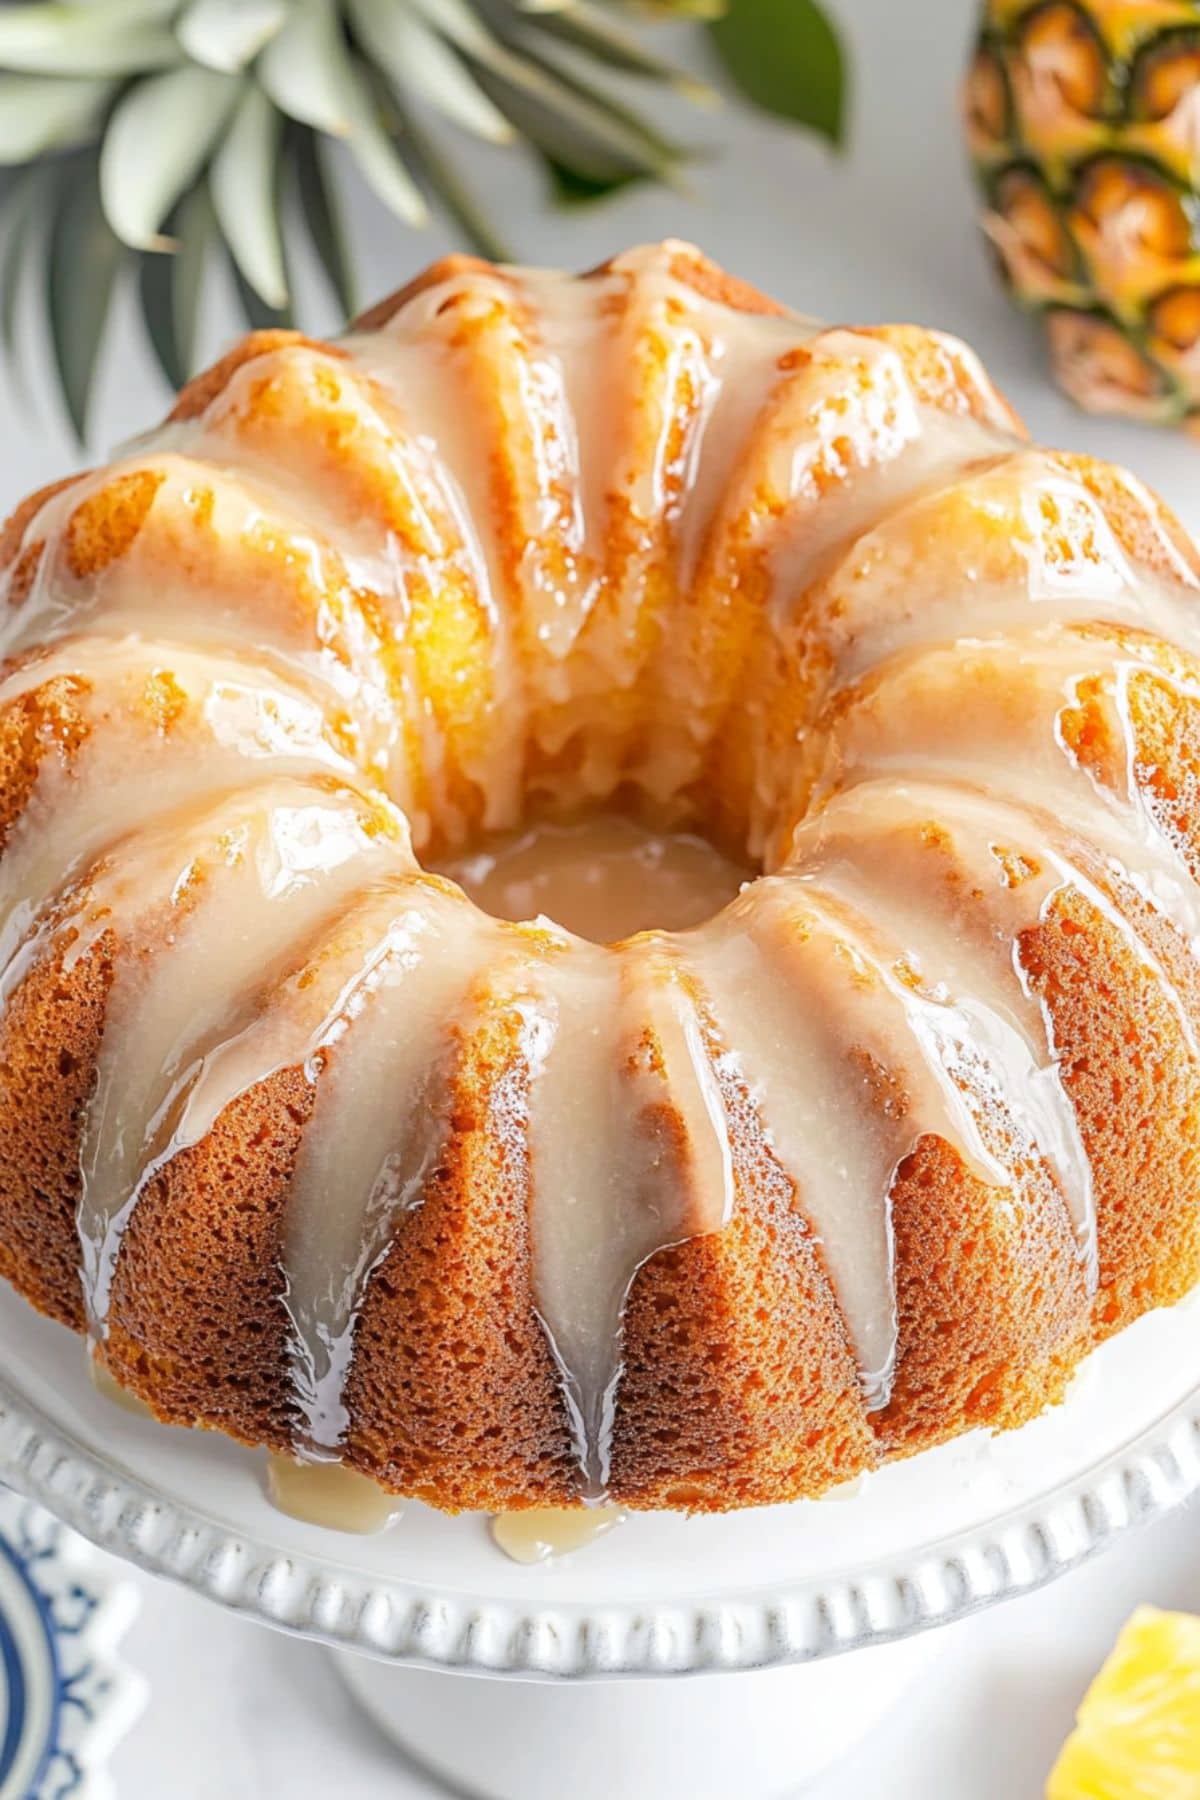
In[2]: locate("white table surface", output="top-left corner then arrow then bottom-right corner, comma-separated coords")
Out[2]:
4,0 -> 1200,1794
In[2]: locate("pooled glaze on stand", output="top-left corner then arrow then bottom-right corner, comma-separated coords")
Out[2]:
491,1504 -> 626,1566
265,1453 -> 402,1535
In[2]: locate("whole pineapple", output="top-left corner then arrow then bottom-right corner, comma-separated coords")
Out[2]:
966,0 -> 1200,427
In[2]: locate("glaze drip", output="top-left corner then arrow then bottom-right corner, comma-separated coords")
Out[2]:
491,1505 -> 625,1564
523,936 -> 734,1494
75,783 -> 404,1335
281,881 -> 498,1456
266,1454 -> 401,1534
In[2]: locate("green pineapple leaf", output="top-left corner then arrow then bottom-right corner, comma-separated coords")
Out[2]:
47,159 -> 126,440
425,0 -> 687,184
227,236 -> 294,333
1,167 -> 49,403
0,74 -> 115,164
630,1 -> 726,17
0,4 -> 179,77
473,42 -> 686,187
391,102 -> 510,262
211,83 -> 288,309
349,0 -> 515,145
138,181 -> 215,389
176,0 -> 288,73
0,0 -> 851,438
341,54 -> 429,226
99,63 -> 240,249
293,127 -> 358,318
526,3 -> 718,103
258,0 -> 353,134
539,154 -> 650,207
709,0 -> 846,147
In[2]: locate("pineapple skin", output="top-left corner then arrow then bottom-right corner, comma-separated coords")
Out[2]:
967,0 -> 1200,428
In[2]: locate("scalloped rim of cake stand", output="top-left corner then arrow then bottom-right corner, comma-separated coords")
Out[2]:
2,1283 -> 1200,1681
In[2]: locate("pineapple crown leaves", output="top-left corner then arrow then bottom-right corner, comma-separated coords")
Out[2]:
0,0 -> 846,443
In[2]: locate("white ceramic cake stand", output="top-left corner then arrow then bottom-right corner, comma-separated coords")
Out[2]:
3,1285 -> 1200,1800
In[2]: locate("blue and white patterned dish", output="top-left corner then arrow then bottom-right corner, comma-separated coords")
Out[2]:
0,1489 -> 143,1800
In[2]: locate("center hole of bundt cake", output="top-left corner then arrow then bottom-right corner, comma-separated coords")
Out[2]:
432,809 -> 751,944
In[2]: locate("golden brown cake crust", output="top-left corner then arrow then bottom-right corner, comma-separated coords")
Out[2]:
170,330 -> 336,421
0,673 -> 91,851
1,243 -> 1200,1518
0,478 -> 80,572
0,938 -> 112,1332
612,1041 -> 877,1510
345,996 -> 577,1512
351,255 -> 498,333
597,243 -> 788,320
104,1064 -> 314,1450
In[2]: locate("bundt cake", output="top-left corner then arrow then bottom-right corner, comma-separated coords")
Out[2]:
2,240 -> 1200,1517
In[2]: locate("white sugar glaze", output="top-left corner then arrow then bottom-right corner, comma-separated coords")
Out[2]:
491,1504 -> 626,1565
520,933 -> 735,1496
73,783 -> 404,1335
0,242 -> 1198,1506
265,1453 -> 401,1534
281,880 -> 499,1457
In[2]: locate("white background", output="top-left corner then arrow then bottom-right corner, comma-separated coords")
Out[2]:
5,0 -> 1199,1793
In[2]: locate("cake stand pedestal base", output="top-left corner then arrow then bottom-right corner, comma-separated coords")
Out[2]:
337,1632 -> 941,1800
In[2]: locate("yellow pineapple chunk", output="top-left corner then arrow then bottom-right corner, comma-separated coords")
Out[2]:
1047,1606 -> 1200,1798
